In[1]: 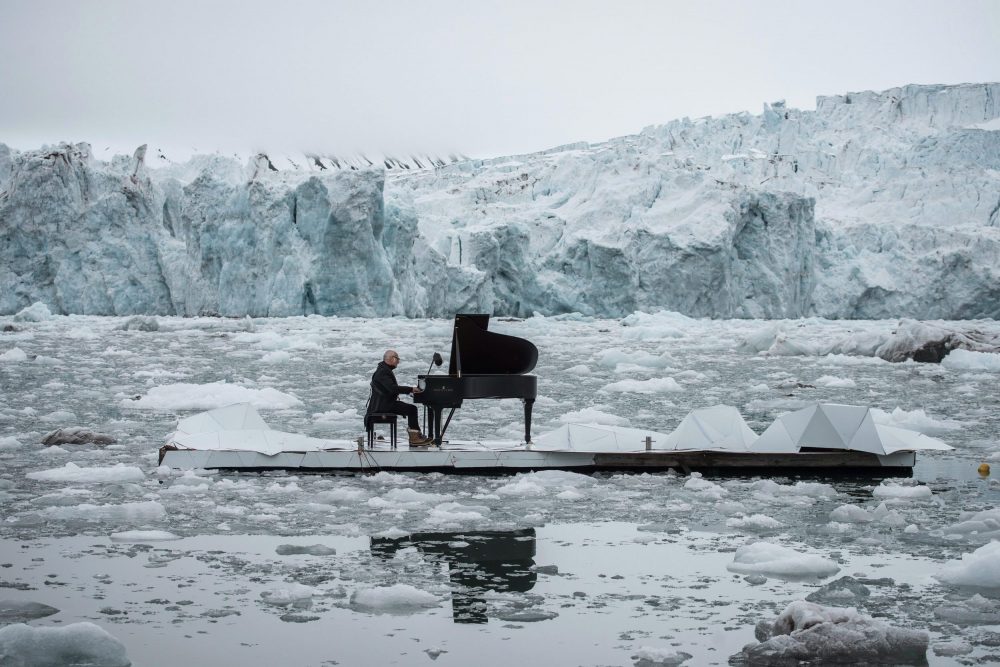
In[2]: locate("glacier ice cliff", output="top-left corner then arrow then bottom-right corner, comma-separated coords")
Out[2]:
1,82 -> 998,318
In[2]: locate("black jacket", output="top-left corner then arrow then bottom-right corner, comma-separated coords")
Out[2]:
366,361 -> 413,414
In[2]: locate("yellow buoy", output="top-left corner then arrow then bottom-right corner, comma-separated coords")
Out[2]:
979,463 -> 991,476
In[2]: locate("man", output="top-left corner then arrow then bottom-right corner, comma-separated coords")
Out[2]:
367,349 -> 433,446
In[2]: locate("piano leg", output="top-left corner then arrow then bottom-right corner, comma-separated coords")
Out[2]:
432,408 -> 443,446
523,398 -> 535,443
441,408 -> 457,443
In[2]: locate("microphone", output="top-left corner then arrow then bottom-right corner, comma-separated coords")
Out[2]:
425,352 -> 443,376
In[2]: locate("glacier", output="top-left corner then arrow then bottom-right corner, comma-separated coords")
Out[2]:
1,82 -> 998,318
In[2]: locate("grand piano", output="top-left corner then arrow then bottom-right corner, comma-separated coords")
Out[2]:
414,314 -> 538,445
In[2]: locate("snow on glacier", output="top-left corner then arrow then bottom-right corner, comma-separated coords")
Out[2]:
2,82 -> 999,319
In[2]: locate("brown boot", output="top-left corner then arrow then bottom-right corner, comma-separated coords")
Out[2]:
407,428 -> 433,446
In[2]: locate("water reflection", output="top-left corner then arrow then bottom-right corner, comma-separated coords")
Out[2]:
371,529 -> 537,623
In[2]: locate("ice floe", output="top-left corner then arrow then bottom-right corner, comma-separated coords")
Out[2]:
938,541 -> 1000,588
738,600 -> 927,664
124,381 -> 302,410
350,583 -> 439,612
26,463 -> 144,484
727,541 -> 840,578
0,622 -> 130,667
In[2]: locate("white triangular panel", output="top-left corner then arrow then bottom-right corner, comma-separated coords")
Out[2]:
820,404 -> 869,444
845,412 -> 886,454
749,421 -> 799,453
780,405 -> 818,442
799,408 -> 847,448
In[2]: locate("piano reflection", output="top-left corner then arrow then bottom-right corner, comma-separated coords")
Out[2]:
371,528 -> 537,623
414,314 -> 538,445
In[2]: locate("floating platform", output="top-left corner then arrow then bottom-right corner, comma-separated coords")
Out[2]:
159,442 -> 917,474
158,403 -> 949,475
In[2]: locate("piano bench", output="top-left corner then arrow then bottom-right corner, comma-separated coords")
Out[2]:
365,413 -> 398,449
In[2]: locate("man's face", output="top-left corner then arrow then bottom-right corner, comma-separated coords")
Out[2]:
387,352 -> 400,368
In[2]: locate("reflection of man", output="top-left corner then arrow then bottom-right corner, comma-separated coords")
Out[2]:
371,529 -> 537,624
367,349 -> 432,446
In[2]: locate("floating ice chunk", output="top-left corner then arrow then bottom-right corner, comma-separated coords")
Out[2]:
726,514 -> 785,531
259,350 -> 292,364
817,354 -> 888,366
868,502 -> 906,528
372,527 -> 409,539
13,302 -> 53,321
496,470 -> 595,497
727,541 -> 840,578
938,542 -> 1000,588
762,333 -> 819,357
0,347 -> 28,362
933,640 -> 973,656
363,472 -> 415,486
27,462 -> 144,483
829,504 -> 874,523
260,583 -> 319,607
555,407 -> 630,426
946,508 -> 1000,537
752,480 -> 837,500
350,584 -> 438,611
41,500 -> 167,522
740,600 -> 927,664
170,471 -> 212,486
0,621 -> 130,667
39,446 -> 68,456
0,436 -> 24,450
426,501 -> 490,525
738,325 -> 781,354
124,381 -> 302,410
370,488 -> 455,508
109,530 -> 180,542
312,407 -> 361,426
684,475 -> 727,499
814,375 -> 856,388
601,378 -> 684,394
424,646 -> 448,660
120,316 -> 158,331
872,481 -> 932,499
805,576 -> 871,605
933,594 -> 1000,624
0,600 -> 60,623
40,410 -> 76,423
632,645 -> 692,665
25,462 -> 146,484
495,609 -> 558,622
315,487 -> 368,503
265,481 -> 301,494
942,349 -> 1000,372
275,544 -> 336,556
870,407 -> 963,435
41,427 -> 117,446
597,348 -> 673,369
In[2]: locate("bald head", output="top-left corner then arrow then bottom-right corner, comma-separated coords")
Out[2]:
383,349 -> 399,368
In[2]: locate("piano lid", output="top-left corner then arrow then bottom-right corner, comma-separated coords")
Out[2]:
449,314 -> 538,376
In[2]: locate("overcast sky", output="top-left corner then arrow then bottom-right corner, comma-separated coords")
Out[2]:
2,0 -> 998,160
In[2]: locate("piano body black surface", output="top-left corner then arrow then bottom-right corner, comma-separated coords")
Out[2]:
414,314 -> 538,445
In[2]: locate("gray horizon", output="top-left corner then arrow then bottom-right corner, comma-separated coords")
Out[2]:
2,0 -> 999,160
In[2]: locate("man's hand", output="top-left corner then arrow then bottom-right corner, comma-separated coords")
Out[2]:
413,387 -> 422,394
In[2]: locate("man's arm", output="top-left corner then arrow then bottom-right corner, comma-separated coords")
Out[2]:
373,367 -> 411,397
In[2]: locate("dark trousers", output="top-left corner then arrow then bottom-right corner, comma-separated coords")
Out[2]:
388,400 -> 420,430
